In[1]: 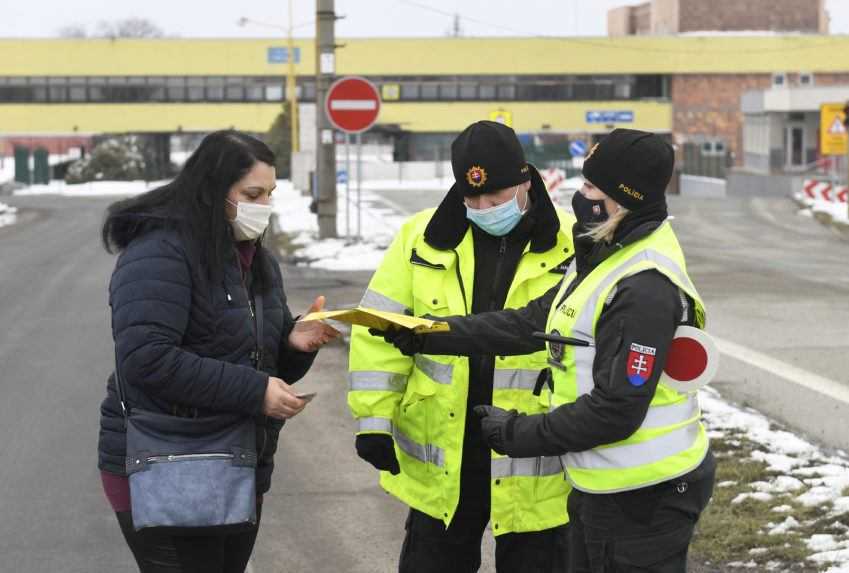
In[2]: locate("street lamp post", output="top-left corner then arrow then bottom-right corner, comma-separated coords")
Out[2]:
238,11 -> 299,154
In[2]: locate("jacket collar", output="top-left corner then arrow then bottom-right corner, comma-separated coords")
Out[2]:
423,165 -> 561,253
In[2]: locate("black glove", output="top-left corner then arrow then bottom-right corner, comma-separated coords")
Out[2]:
355,434 -> 400,475
368,327 -> 426,356
473,405 -> 519,456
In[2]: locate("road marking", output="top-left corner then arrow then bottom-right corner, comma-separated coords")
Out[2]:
714,335 -> 849,405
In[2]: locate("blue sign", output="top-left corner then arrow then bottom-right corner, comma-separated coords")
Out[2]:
267,47 -> 301,64
337,170 -> 348,184
569,140 -> 588,157
585,110 -> 634,124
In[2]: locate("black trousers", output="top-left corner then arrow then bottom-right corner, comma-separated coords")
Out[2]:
115,502 -> 262,573
567,453 -> 716,573
398,493 -> 569,573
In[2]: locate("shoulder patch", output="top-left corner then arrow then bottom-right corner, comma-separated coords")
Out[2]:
626,342 -> 657,387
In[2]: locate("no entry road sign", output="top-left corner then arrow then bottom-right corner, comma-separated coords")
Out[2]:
325,76 -> 381,134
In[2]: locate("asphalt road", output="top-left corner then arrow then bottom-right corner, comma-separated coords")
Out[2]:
0,189 -> 847,572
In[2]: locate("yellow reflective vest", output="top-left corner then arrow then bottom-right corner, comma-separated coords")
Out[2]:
545,221 -> 709,494
349,206 -> 575,535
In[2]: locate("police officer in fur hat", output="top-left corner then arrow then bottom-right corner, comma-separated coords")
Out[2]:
378,128 -> 717,572
349,120 -> 577,572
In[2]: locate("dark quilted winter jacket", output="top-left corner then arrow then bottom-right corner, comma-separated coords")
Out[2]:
97,226 -> 316,494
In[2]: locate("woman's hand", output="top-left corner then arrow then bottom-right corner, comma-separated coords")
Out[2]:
288,295 -> 341,352
263,376 -> 307,419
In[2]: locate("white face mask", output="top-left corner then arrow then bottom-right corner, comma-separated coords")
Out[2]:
227,199 -> 272,241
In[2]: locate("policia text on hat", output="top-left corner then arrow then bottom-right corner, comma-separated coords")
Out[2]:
374,129 -> 716,572
348,121 -> 577,572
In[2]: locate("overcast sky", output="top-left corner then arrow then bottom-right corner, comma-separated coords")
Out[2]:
2,0 -> 848,38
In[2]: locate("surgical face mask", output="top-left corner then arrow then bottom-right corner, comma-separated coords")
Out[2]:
571,191 -> 608,227
226,199 -> 272,241
465,186 -> 528,237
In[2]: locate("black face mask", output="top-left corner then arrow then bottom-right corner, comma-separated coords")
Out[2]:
571,192 -> 608,227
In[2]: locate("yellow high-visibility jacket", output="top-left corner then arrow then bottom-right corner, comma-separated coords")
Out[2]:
349,181 -> 576,535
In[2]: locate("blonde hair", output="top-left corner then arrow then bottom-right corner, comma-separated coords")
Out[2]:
580,204 -> 630,243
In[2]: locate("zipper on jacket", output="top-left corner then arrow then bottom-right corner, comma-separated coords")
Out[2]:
489,237 -> 508,311
145,453 -> 234,464
452,249 -> 469,314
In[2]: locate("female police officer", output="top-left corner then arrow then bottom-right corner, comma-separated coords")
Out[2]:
375,129 -> 716,572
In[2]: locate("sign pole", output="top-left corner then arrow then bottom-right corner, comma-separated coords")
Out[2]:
356,131 -> 363,240
345,132 -> 351,238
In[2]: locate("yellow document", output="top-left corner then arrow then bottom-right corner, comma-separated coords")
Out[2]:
298,308 -> 450,333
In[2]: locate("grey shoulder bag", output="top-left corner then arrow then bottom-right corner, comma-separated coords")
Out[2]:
115,292 -> 264,533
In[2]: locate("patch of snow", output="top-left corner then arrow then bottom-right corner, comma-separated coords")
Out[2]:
750,476 -> 805,494
808,535 -> 843,552
272,181 -> 406,271
768,516 -> 800,535
14,180 -> 164,197
0,202 -> 18,229
732,492 -> 773,505
748,547 -> 769,555
771,505 -> 792,513
717,480 -> 738,488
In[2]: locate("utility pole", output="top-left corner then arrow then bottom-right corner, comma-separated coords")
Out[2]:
316,0 -> 337,239
287,0 -> 299,153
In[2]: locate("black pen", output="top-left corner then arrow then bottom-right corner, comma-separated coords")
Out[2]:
532,332 -> 595,347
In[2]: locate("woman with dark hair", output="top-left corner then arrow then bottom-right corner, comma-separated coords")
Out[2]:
98,130 -> 339,571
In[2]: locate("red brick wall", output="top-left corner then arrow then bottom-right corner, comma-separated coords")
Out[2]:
677,0 -> 824,33
672,72 -> 849,166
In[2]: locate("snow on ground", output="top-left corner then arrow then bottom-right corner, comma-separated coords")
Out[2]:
0,158 -> 14,184
14,180 -> 164,197
0,201 -> 18,229
701,386 -> 849,570
272,180 -> 406,271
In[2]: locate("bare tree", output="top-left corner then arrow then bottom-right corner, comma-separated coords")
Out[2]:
57,24 -> 88,38
95,18 -> 164,39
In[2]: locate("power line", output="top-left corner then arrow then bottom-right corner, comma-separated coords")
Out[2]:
394,0 -> 841,56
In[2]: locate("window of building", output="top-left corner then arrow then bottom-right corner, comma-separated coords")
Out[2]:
265,85 -> 283,101
479,84 -> 496,100
497,84 -> 516,100
167,77 -> 186,101
225,77 -> 244,101
799,72 -> 814,87
400,82 -> 420,100
206,77 -> 224,101
187,77 -> 205,101
459,83 -> 477,100
420,83 -> 438,99
772,72 -> 787,88
382,83 -> 401,101
244,78 -> 264,101
300,81 -> 316,101
439,83 -> 458,100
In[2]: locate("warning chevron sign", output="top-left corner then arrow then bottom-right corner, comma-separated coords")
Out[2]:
820,103 -> 848,156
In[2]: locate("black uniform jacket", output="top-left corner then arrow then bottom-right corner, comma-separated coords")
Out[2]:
424,213 -> 695,458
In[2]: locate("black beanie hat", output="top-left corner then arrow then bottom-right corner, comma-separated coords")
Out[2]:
581,129 -> 674,211
451,120 -> 531,196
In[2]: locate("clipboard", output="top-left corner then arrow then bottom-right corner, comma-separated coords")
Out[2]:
298,307 -> 450,334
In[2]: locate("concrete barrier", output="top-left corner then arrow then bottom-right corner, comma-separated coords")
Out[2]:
680,174 -> 727,198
